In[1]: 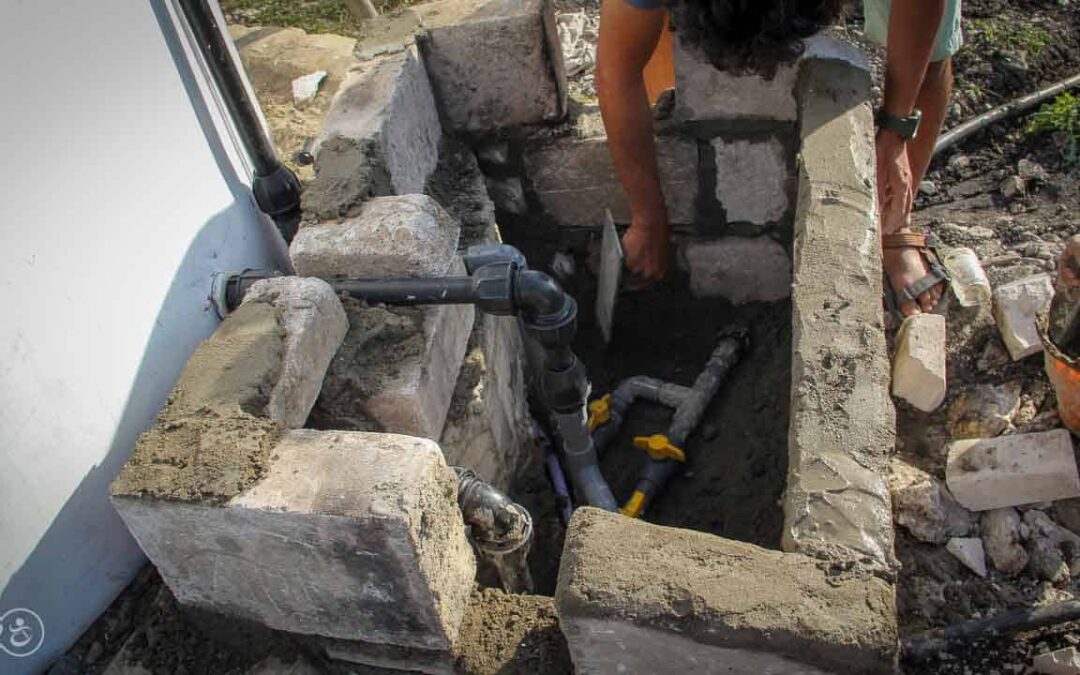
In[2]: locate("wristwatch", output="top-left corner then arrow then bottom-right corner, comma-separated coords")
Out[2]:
875,108 -> 923,140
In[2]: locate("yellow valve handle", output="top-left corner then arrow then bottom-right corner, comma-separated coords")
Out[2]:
632,434 -> 685,463
587,394 -> 612,432
621,490 -> 647,518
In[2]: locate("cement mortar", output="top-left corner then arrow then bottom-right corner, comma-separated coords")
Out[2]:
111,409 -> 283,504
556,508 -> 898,674
307,300 -> 424,431
169,302 -> 284,418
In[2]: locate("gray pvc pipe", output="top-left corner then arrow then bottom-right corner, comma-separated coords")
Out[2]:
551,409 -> 618,512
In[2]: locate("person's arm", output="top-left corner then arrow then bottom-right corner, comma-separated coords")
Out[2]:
596,0 -> 669,281
877,0 -> 946,232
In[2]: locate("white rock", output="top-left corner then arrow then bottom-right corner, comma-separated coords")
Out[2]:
1033,647 -> 1080,675
291,69 -> 327,105
918,180 -> 938,196
890,459 -> 976,544
946,429 -> 1080,511
982,508 -> 1029,575
993,274 -> 1054,360
946,537 -> 988,577
891,314 -> 947,412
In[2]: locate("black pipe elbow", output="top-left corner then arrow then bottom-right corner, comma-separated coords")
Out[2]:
515,269 -> 568,318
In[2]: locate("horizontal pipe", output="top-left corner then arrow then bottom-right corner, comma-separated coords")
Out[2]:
904,600 -> 1080,661
330,277 -> 480,305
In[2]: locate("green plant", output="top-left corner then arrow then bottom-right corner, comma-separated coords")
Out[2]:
970,18 -> 1052,58
1026,91 -> 1080,165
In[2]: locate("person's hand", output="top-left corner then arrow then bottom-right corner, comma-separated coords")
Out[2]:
622,215 -> 670,283
876,130 -> 914,233
1060,234 -> 1080,288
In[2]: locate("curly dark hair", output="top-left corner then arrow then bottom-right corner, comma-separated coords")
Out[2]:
668,0 -> 847,78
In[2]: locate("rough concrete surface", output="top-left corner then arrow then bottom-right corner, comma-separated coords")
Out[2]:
525,135 -> 698,226
305,48 -> 441,218
114,430 -> 475,650
418,0 -> 566,131
784,57 -> 895,568
674,34 -> 798,123
891,313 -> 948,413
678,235 -> 791,303
168,301 -> 285,419
555,509 -> 898,675
311,295 -> 474,440
111,410 -> 283,504
291,194 -> 461,279
710,137 -> 791,225
241,277 -> 348,428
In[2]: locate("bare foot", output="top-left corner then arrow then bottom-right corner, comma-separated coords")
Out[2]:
883,228 -> 945,316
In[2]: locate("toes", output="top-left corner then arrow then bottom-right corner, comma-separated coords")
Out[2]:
900,299 -> 922,317
918,292 -> 935,314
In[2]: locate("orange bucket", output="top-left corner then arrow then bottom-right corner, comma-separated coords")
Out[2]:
1040,312 -> 1080,434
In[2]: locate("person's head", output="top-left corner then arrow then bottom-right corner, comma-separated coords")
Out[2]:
668,0 -> 845,77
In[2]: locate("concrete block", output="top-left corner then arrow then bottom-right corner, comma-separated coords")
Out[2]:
891,314 -> 947,413
314,298 -> 475,441
440,313 -> 531,490
1033,647 -> 1080,675
418,0 -> 566,131
946,429 -> 1080,511
524,135 -> 698,226
993,273 -> 1055,360
555,508 -> 898,675
240,277 -> 349,428
674,34 -> 798,122
785,57 -> 894,568
113,430 -> 475,649
322,637 -> 454,674
170,277 -> 346,429
291,194 -> 461,279
305,48 -> 441,218
678,236 -> 791,303
710,137 -> 790,225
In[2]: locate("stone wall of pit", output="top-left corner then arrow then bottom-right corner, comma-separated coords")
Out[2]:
108,2 -> 900,672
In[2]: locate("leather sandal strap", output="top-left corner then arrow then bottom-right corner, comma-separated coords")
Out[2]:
882,232 -> 928,249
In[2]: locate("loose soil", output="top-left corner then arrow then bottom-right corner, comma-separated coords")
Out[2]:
452,589 -> 571,674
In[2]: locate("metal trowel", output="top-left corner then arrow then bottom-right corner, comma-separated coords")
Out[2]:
596,209 -> 624,344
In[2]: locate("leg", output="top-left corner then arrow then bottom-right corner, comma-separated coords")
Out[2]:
908,58 -> 953,186
883,57 -> 953,315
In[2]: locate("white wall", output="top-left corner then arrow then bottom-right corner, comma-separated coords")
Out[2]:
0,1 -> 289,671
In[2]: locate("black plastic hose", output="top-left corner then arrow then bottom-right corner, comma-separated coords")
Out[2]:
904,600 -> 1080,661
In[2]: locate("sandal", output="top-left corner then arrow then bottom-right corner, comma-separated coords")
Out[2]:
882,230 -> 951,319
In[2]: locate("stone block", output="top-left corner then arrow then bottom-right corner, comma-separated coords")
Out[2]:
993,274 -> 1054,360
418,0 -> 566,131
291,194 -> 461,279
982,507 -> 1028,575
710,137 -> 791,225
170,277 -> 346,429
440,313 -> 531,490
305,48 -> 441,218
891,314 -> 947,413
313,298 -> 475,441
240,278 -> 349,428
785,57 -> 894,568
946,537 -> 988,577
524,135 -> 698,226
674,34 -> 798,123
678,236 -> 791,303
555,508 -> 898,675
946,429 -> 1080,511
112,430 -> 475,649
322,637 -> 454,674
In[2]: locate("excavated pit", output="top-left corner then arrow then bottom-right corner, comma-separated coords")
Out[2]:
504,235 -> 792,593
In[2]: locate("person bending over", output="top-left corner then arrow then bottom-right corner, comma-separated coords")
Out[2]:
596,0 -> 961,317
